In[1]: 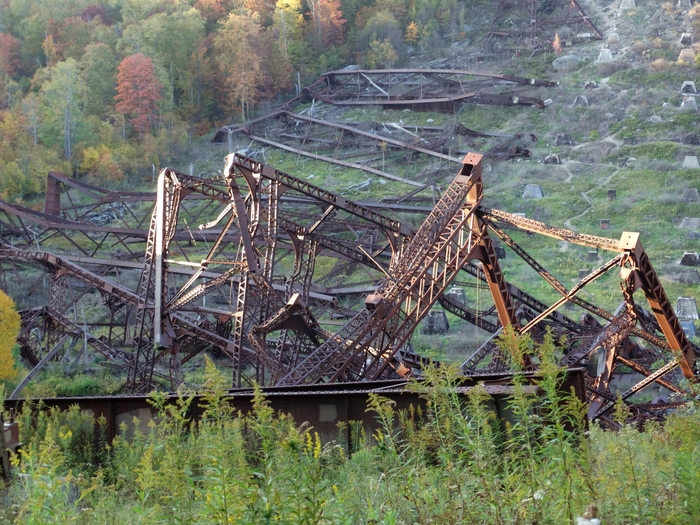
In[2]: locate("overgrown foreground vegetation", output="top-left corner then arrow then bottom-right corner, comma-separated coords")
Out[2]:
2,345 -> 700,525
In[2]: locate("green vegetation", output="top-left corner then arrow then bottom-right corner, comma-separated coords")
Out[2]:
3,345 -> 700,525
0,0 -> 483,203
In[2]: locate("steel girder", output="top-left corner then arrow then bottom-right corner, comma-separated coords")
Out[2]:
1,151 -> 696,422
481,0 -> 603,52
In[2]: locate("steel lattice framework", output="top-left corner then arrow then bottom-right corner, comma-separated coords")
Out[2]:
1,152 -> 697,424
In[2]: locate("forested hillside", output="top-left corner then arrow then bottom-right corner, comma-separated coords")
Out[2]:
0,0 -> 469,202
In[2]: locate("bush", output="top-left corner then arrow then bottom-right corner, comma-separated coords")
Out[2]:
596,59 -> 631,77
4,343 -> 700,524
650,58 -> 672,72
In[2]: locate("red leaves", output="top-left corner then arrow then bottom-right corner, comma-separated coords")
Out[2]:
115,54 -> 162,137
0,32 -> 20,78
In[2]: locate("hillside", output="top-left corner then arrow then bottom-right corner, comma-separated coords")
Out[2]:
0,0 -> 698,398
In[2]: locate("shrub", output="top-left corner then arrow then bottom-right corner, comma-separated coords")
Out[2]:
596,59 -> 631,77
650,58 -> 672,72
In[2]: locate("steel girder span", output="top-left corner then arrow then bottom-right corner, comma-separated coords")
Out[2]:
1,155 -> 697,423
235,153 -> 696,424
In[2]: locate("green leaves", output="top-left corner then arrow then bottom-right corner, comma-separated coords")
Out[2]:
7,363 -> 700,524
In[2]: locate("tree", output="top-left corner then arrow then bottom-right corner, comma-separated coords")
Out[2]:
273,0 -> 303,61
365,36 -> 398,68
40,58 -> 86,159
307,0 -> 346,52
46,16 -> 96,62
0,32 -> 20,107
404,21 -> 419,44
246,0 -> 276,27
194,0 -> 227,23
79,43 -> 117,118
20,93 -> 42,146
353,10 -> 402,57
138,10 -> 206,112
261,27 -> 292,95
214,13 -> 264,121
115,53 -> 163,137
0,289 -> 21,382
0,32 -> 20,77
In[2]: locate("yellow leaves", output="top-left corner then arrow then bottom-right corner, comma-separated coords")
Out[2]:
365,37 -> 398,69
404,21 -> 419,44
213,13 -> 264,119
80,144 -> 124,183
0,289 -> 20,382
81,145 -> 101,172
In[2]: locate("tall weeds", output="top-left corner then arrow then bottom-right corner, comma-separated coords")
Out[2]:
2,351 -> 700,525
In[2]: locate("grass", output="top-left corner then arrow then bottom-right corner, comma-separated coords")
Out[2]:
3,349 -> 700,525
10,6 -> 700,404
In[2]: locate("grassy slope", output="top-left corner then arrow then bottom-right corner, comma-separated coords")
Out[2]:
14,0 -> 700,388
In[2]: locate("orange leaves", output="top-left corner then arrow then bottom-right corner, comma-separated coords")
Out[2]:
307,0 -> 345,50
115,54 -> 162,137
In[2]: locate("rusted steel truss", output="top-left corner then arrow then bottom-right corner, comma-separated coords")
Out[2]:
0,153 -> 696,420
213,110 -> 540,196
482,0 -> 603,52
299,69 -> 555,111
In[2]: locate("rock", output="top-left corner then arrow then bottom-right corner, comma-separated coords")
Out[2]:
554,133 -> 574,146
680,34 -> 694,46
522,184 -> 544,199
680,252 -> 700,266
678,48 -> 696,65
584,81 -> 598,89
446,287 -> 466,304
680,97 -> 698,110
675,296 -> 699,321
597,49 -> 613,62
543,153 -> 561,164
572,95 -> 589,107
681,81 -> 697,94
680,217 -> 700,229
682,187 -> 699,202
679,269 -> 700,284
552,55 -> 581,72
681,320 -> 696,338
682,156 -> 700,169
662,102 -> 672,108
420,310 -> 449,335
682,133 -> 700,145
647,115 -> 662,123
687,231 -> 700,240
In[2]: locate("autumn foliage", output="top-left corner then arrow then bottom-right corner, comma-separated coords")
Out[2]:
115,54 -> 162,137
0,289 -> 20,382
0,0 -> 477,193
0,32 -> 20,78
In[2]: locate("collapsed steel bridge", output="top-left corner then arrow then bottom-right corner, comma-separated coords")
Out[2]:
0,152 -> 696,426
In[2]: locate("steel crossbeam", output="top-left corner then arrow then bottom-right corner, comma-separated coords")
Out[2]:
1,146 -> 695,423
